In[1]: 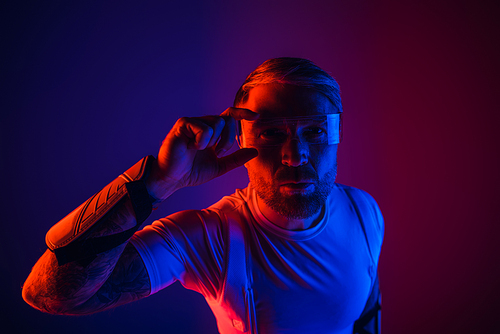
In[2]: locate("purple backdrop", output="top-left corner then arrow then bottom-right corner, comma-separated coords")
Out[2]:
2,1 -> 499,333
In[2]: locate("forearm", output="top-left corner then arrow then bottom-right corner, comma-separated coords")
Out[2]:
23,156 -> 160,314
22,200 -> 138,314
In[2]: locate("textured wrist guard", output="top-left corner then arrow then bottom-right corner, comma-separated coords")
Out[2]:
46,155 -> 157,265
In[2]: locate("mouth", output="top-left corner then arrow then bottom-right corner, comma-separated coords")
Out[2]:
279,182 -> 315,193
280,182 -> 312,188
278,179 -> 315,186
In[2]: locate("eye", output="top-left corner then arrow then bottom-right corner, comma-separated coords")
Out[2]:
304,127 -> 325,136
260,128 -> 286,138
257,128 -> 287,145
303,126 -> 327,143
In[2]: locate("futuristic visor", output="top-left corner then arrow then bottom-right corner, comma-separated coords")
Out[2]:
238,113 -> 342,148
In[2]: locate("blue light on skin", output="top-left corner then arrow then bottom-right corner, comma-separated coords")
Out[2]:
236,83 -> 340,231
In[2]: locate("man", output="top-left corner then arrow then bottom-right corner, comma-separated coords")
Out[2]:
22,58 -> 384,334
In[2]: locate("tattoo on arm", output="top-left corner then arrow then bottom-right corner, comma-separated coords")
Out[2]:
72,243 -> 151,314
23,200 -> 150,315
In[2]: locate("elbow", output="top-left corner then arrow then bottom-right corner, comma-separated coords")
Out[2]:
22,285 -> 83,315
21,283 -> 37,310
22,280 -> 64,315
22,272 -> 80,315
22,250 -> 82,315
22,279 -> 97,316
22,281 -> 54,314
22,249 -> 110,316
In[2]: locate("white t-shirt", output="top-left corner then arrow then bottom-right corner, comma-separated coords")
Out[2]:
131,183 -> 383,334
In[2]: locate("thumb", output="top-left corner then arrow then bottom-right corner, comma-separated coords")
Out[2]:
217,148 -> 258,177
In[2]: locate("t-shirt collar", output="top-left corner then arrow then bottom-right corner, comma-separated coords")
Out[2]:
247,184 -> 329,241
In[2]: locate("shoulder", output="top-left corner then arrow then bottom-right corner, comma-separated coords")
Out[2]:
138,189 -> 247,239
144,187 -> 250,240
336,183 -> 380,203
332,183 -> 384,239
151,209 -> 224,241
333,184 -> 385,268
207,187 -> 250,214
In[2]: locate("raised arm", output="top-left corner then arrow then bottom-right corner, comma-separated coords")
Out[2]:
22,207 -> 151,315
22,108 -> 259,315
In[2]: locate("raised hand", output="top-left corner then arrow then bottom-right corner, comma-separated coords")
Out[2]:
146,107 -> 259,201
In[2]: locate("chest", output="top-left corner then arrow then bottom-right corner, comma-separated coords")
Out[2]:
246,221 -> 373,333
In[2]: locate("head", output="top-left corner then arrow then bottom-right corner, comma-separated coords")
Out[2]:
234,57 -> 342,219
234,57 -> 342,112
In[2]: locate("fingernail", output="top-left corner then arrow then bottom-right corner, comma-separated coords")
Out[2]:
216,148 -> 226,157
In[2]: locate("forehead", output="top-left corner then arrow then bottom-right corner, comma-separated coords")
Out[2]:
239,83 -> 335,117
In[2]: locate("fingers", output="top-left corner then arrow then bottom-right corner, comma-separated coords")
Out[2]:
217,148 -> 258,177
221,107 -> 260,121
216,108 -> 259,155
176,117 -> 225,150
216,116 -> 236,156
174,108 -> 259,154
177,118 -> 211,150
203,116 -> 225,148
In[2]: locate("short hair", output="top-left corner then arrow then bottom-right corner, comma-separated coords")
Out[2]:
233,57 -> 342,112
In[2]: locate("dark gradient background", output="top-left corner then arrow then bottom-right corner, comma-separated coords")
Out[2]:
2,1 -> 499,333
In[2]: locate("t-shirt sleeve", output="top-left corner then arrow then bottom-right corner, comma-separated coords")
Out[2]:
130,209 -> 225,298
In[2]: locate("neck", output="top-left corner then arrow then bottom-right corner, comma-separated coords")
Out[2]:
256,194 -> 322,231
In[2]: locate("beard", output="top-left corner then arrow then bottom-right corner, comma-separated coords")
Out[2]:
249,164 -> 337,220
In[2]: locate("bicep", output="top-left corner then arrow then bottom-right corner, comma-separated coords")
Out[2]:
133,211 -> 225,297
72,243 -> 151,314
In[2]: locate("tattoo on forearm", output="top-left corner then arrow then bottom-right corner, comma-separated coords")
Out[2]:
26,244 -> 124,314
23,199 -> 149,315
73,244 -> 151,314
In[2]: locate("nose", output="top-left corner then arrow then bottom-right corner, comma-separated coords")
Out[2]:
281,139 -> 309,167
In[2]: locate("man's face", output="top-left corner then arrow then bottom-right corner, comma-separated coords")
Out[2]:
238,83 -> 339,219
